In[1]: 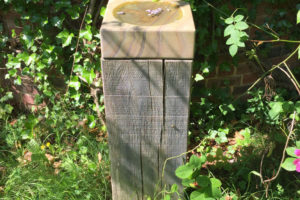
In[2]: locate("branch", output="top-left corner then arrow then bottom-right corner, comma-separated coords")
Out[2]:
277,66 -> 300,95
250,39 -> 300,44
283,62 -> 300,92
246,45 -> 300,92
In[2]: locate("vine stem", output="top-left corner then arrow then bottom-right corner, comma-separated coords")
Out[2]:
262,111 -> 296,197
246,45 -> 300,92
283,62 -> 300,91
155,141 -> 205,199
277,66 -> 300,95
250,39 -> 300,44
161,140 -> 205,180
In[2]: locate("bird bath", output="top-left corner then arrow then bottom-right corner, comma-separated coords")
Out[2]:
113,1 -> 183,26
101,0 -> 195,59
100,1 -> 195,199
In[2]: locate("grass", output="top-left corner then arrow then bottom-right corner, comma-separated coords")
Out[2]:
0,107 -> 112,199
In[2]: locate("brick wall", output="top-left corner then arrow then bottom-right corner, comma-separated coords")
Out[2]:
204,49 -> 299,96
204,55 -> 261,96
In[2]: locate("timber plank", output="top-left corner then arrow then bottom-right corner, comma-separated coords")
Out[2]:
102,59 -> 164,199
160,60 -> 192,191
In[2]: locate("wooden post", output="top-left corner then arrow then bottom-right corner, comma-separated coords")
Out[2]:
101,1 -> 195,199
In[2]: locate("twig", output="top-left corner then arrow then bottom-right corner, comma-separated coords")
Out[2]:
65,6 -> 88,94
283,62 -> 300,93
250,39 -> 300,44
277,66 -> 300,95
259,151 -> 266,184
247,45 -> 300,92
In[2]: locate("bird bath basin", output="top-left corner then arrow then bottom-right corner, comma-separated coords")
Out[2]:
101,0 -> 195,59
113,1 -> 183,26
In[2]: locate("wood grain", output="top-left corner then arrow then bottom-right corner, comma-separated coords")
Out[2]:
102,59 -> 164,200
100,0 -> 195,59
160,60 -> 192,193
102,59 -> 192,199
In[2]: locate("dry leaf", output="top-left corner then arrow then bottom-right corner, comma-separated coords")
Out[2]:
45,153 -> 54,162
98,152 -> 102,163
54,168 -> 60,175
10,119 -> 17,126
53,161 -> 62,169
24,151 -> 32,162
225,196 -> 233,200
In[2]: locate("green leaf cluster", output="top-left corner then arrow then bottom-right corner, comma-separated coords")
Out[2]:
175,155 -> 223,199
224,14 -> 249,57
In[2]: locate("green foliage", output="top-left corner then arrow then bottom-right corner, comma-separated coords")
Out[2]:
175,155 -> 223,200
0,0 -> 108,199
224,14 -> 249,57
0,0 -> 300,199
282,141 -> 300,171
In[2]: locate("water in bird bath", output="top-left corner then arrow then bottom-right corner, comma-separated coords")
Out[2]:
113,1 -> 183,26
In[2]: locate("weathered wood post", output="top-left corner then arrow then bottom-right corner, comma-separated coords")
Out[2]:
100,0 -> 195,199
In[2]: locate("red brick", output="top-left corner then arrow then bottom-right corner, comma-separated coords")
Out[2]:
205,78 -> 220,88
242,73 -> 260,85
218,64 -> 235,76
232,85 -> 251,96
206,76 -> 242,88
206,69 -> 217,78
220,76 -> 241,87
236,62 -> 257,75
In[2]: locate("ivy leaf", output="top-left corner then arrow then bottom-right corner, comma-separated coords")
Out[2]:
57,30 -> 74,47
51,16 -> 64,28
88,115 -> 96,129
69,76 -> 81,91
195,74 -> 204,82
79,25 -> 92,41
67,6 -> 80,19
14,76 -> 22,85
22,33 -> 34,48
281,157 -> 296,171
235,21 -> 249,30
100,7 -> 106,17
297,10 -> 300,24
229,44 -> 238,57
82,69 -> 96,85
